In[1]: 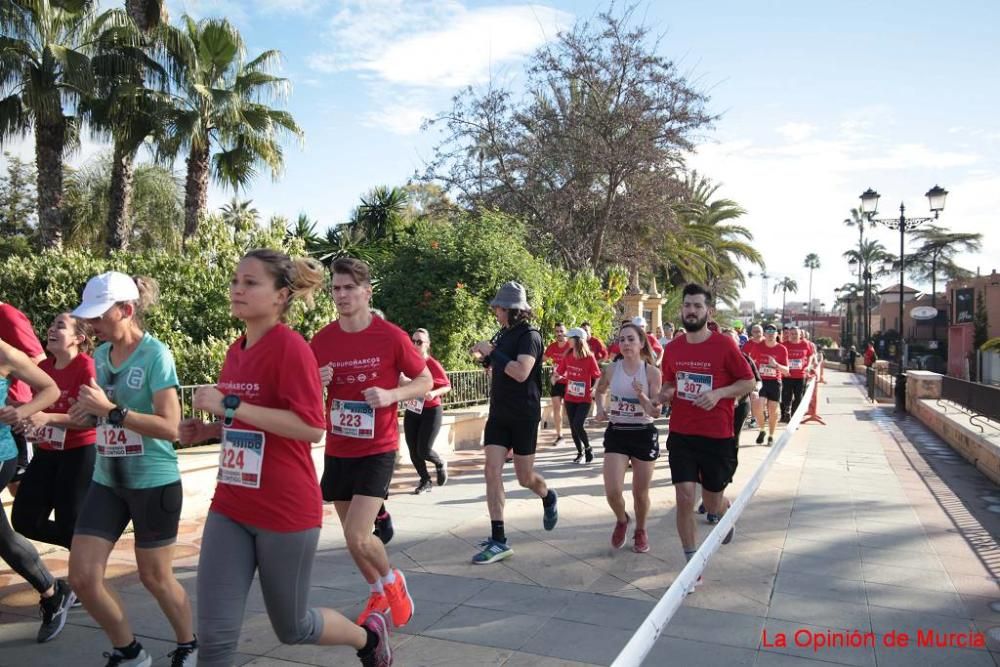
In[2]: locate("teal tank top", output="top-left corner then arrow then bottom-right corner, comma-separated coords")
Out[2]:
0,376 -> 15,461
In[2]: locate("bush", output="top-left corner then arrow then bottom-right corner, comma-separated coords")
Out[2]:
0,216 -> 335,384
982,337 -> 1000,353
814,336 -> 834,348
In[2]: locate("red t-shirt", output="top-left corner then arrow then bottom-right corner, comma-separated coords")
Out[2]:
608,334 -> 662,359
210,323 -> 326,532
35,354 -> 96,451
423,356 -> 450,409
588,337 -> 608,362
784,340 -> 813,379
310,316 -> 427,458
744,341 -> 789,381
662,332 -> 754,439
0,304 -> 44,403
544,340 -> 571,384
555,354 -> 602,403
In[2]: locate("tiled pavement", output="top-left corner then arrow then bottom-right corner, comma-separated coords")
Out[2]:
2,369 -> 1000,666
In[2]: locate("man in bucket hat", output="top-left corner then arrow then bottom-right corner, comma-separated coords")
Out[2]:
469,282 -> 558,564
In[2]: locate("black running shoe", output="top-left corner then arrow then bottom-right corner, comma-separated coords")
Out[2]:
373,511 -> 394,545
755,431 -> 766,445
766,436 -> 774,447
414,480 -> 433,494
584,448 -> 594,464
436,461 -> 448,486
37,579 -> 75,643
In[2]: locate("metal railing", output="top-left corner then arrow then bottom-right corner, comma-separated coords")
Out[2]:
866,364 -> 896,402
938,376 -> 1000,432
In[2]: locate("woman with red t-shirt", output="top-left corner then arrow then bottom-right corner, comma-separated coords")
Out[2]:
403,328 -> 452,494
554,328 -> 601,464
12,313 -> 96,551
179,249 -> 392,667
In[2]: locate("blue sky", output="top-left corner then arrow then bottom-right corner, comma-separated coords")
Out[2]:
6,0 -> 999,312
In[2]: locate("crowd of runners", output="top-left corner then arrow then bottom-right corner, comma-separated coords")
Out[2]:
0,253 -> 820,666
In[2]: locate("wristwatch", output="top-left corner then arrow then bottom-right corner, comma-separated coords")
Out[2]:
222,394 -> 241,427
107,406 -> 130,427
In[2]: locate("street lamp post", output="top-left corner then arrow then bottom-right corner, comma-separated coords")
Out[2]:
834,288 -> 856,348
859,186 -> 948,411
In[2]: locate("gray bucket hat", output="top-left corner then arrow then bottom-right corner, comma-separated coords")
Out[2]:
490,281 -> 530,310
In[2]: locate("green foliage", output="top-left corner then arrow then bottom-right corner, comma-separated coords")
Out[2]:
0,153 -> 37,237
981,337 -> 1000,353
374,211 -> 625,369
815,336 -> 834,348
974,289 -> 989,350
0,215 -> 334,384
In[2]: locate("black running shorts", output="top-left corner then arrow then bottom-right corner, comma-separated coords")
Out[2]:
603,423 -> 660,461
667,432 -> 738,493
321,452 -> 397,501
550,382 -> 566,398
75,481 -> 183,548
484,417 -> 540,456
759,379 -> 781,402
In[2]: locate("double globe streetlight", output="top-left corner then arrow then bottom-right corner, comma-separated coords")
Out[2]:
859,185 -> 948,409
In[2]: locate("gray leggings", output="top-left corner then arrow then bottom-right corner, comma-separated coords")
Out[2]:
196,511 -> 325,666
0,457 -> 55,593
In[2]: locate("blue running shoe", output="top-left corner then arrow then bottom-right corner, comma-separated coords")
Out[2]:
543,490 -> 558,531
472,538 -> 512,564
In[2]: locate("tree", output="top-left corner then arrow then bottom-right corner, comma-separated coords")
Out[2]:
219,197 -> 259,233
159,17 -> 302,240
353,185 -> 408,244
843,239 -> 895,342
424,7 -> 715,272
0,0 -> 99,247
0,152 -> 36,236
773,277 -> 798,323
125,0 -> 165,32
803,253 -> 821,336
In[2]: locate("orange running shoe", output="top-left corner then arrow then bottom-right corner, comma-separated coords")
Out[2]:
382,569 -> 414,627
356,591 -> 389,626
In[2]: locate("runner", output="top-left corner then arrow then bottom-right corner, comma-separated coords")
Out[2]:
403,328 -> 451,494
593,323 -> 660,552
0,300 -> 46,487
735,324 -> 749,348
658,284 -> 755,581
543,322 -> 571,445
659,323 -> 675,349
469,281 -> 557,564
178,249 -> 392,667
12,313 -> 97,552
311,257 -> 430,629
580,321 -> 607,362
66,272 -> 197,666
554,327 -> 601,464
1,335 -> 74,643
780,327 -> 813,421
743,324 -> 789,446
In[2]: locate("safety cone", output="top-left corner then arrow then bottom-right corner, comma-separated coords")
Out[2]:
802,380 -> 826,425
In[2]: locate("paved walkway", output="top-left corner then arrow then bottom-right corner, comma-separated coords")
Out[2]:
2,369 -> 1000,666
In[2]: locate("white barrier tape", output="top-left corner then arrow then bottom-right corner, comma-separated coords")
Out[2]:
611,380 -> 817,667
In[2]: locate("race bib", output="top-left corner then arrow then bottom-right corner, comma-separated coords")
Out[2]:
759,364 -> 778,378
405,397 -> 424,414
97,422 -> 144,457
676,371 -> 713,401
330,399 -> 375,439
567,380 -> 586,398
218,428 -> 265,489
609,394 -> 643,418
789,358 -> 804,370
35,425 -> 66,450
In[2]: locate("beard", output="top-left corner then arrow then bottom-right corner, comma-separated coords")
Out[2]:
682,313 -> 708,332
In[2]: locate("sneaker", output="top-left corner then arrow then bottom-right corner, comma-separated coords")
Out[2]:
572,453 -> 583,464
543,490 -> 558,531
685,575 -> 704,596
697,502 -> 706,515
472,538 -> 513,564
103,648 -> 151,667
359,611 -> 393,667
766,436 -> 774,447
584,448 -> 593,463
706,513 -> 718,525
168,643 -> 198,667
554,435 -> 565,445
356,591 -> 389,626
611,513 -> 630,549
414,479 -> 433,494
633,529 -> 650,553
436,461 -> 448,486
373,512 -> 394,545
755,431 -> 766,444
723,524 -> 736,545
37,579 -> 75,643
382,569 -> 414,627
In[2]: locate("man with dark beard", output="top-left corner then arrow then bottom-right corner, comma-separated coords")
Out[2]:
659,284 -> 755,589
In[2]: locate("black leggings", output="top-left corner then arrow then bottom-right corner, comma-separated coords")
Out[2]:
0,457 -> 55,593
564,401 -> 591,454
13,446 -> 96,549
781,378 -> 806,417
733,400 -> 750,461
403,405 -> 443,483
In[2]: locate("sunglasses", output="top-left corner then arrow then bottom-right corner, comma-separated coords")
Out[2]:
412,339 -> 427,345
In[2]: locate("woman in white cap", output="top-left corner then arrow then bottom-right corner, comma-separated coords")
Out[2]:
66,271 -> 197,667
553,327 -> 601,463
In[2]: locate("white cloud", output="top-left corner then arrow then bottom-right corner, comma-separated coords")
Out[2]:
310,2 -> 572,88
363,107 -> 430,136
776,122 -> 816,142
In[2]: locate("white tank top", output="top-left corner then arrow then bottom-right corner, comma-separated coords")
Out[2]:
607,360 -> 654,425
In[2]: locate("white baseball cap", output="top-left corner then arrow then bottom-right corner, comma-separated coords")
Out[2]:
566,327 -> 588,341
631,315 -> 647,328
72,271 -> 139,319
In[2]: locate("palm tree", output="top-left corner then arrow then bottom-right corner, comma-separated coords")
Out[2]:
843,239 -> 894,342
904,225 -> 982,341
773,277 -> 798,323
159,17 -> 302,240
803,253 -> 821,336
0,0 -> 98,247
286,212 -> 319,247
125,0 -> 165,32
354,185 -> 408,244
219,197 -> 258,233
